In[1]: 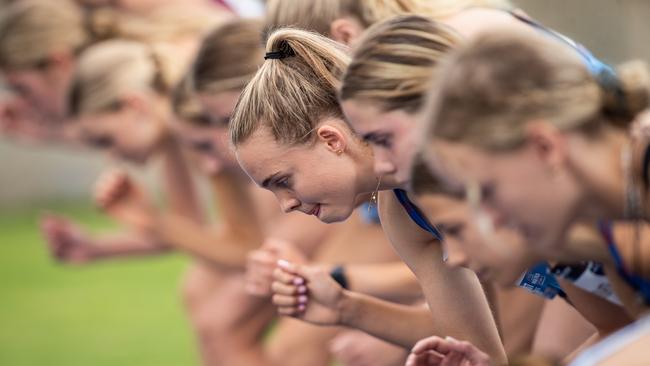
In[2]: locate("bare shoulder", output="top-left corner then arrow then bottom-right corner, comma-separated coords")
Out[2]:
377,191 -> 436,247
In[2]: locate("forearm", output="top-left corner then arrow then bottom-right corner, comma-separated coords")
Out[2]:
210,172 -> 260,233
153,213 -> 258,270
160,136 -> 204,223
415,263 -> 506,364
338,290 -> 433,348
345,262 -> 422,302
91,233 -> 172,259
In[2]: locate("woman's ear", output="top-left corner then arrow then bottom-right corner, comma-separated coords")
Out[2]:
525,121 -> 567,171
329,17 -> 365,46
316,124 -> 348,154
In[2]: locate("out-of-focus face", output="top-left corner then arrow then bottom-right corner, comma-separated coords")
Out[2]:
5,69 -> 64,122
342,100 -> 419,188
424,194 -> 540,286
235,118 -> 372,223
3,53 -> 75,123
423,138 -> 582,253
172,90 -> 242,175
75,97 -> 166,165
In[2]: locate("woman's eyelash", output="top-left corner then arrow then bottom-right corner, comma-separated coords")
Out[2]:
276,177 -> 290,188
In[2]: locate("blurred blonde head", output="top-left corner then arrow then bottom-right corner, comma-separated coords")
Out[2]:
340,14 -> 460,113
265,0 -> 511,38
427,32 -> 650,150
68,40 -> 185,117
192,19 -> 264,96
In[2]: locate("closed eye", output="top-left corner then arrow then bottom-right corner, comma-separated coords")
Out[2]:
363,132 -> 393,148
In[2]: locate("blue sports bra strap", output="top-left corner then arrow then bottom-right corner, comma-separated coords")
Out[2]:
393,189 -> 444,241
598,220 -> 650,304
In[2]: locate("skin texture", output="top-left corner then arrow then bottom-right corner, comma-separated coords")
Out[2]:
341,101 -> 420,187
236,118 -> 390,223
269,191 -> 507,361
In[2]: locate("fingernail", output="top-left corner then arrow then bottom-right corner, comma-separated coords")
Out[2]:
298,295 -> 308,303
293,277 -> 304,285
298,304 -> 306,311
277,259 -> 290,268
298,285 -> 307,293
445,336 -> 458,342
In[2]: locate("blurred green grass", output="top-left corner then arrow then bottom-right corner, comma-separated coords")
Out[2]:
0,203 -> 198,366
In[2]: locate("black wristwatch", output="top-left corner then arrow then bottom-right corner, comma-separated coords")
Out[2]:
329,265 -> 349,289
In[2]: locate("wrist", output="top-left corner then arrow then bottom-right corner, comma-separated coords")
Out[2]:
337,289 -> 358,327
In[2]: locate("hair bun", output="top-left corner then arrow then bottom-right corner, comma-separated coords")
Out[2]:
603,60 -> 650,126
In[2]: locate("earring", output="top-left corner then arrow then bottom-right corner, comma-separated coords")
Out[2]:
368,175 -> 382,212
336,149 -> 343,155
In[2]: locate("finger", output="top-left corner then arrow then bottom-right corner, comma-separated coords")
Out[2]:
440,351 -> 463,366
246,282 -> 271,296
277,259 -> 309,278
273,267 -> 305,285
412,336 -> 448,355
276,302 -> 306,316
272,294 -> 308,307
446,340 -> 490,364
271,281 -> 307,296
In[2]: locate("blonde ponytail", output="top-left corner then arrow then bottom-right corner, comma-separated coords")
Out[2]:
230,28 -> 349,146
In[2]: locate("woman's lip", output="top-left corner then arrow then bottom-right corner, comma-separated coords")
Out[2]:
308,204 -> 321,217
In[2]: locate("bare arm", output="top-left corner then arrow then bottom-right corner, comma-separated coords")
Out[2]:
342,262 -> 422,303
271,261 -> 435,348
377,191 -> 506,363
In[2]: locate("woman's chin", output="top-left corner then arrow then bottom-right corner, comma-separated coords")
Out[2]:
319,207 -> 354,224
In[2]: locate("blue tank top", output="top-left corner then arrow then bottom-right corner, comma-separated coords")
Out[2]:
599,221 -> 650,305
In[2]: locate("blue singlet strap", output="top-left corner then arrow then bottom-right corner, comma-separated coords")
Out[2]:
598,220 -> 650,305
393,189 -> 444,241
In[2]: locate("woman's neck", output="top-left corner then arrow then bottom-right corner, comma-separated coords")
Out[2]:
570,129 -> 629,220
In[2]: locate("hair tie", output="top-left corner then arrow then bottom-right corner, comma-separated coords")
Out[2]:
264,47 -> 295,60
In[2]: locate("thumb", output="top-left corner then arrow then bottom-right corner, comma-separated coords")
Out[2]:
277,259 -> 308,279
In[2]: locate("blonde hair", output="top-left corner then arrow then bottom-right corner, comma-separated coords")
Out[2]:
192,19 -> 264,95
427,31 -> 650,150
230,28 -> 349,146
67,40 -> 185,117
172,73 -> 211,126
0,0 -> 89,69
340,15 -> 460,113
0,0 -> 225,70
265,0 -> 511,37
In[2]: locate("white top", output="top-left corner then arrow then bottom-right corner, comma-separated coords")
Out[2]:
569,315 -> 650,366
